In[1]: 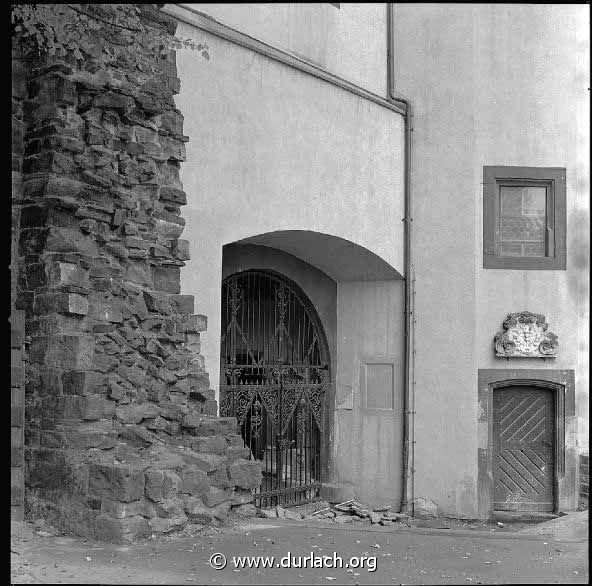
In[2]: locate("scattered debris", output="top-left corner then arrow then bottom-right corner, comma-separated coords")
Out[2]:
301,499 -> 411,526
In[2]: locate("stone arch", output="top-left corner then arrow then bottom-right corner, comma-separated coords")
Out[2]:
234,229 -> 403,282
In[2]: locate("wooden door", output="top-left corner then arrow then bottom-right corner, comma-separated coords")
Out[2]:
493,387 -> 555,512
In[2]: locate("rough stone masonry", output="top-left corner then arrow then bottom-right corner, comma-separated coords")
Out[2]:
12,5 -> 261,542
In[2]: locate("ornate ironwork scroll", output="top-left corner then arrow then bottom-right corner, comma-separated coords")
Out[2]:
494,311 -> 558,358
220,270 -> 330,508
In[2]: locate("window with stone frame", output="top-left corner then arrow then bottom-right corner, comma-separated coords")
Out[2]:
483,166 -> 566,269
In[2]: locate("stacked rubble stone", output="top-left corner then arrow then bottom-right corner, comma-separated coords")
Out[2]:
14,5 -> 261,542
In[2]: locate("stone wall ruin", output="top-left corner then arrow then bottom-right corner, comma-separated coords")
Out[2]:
12,4 -> 261,542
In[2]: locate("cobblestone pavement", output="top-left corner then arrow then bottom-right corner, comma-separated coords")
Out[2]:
11,512 -> 588,584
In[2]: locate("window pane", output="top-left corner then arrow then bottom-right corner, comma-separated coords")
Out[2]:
498,185 -> 547,257
365,364 -> 394,409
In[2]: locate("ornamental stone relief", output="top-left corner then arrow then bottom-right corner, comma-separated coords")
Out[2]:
494,311 -> 558,358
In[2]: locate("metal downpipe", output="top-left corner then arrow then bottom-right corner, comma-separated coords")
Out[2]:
387,2 -> 415,516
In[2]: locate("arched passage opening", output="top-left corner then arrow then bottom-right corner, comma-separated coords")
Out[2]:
217,231 -> 405,510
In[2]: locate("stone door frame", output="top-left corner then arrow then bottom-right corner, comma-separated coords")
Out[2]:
478,369 -> 576,518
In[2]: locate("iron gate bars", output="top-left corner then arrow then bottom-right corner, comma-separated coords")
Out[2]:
219,270 -> 330,508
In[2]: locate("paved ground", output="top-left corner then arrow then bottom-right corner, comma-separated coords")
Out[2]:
11,512 -> 588,584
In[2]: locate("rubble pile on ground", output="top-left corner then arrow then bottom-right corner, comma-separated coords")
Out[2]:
317,500 -> 411,526
259,499 -> 411,526
14,5 -> 261,543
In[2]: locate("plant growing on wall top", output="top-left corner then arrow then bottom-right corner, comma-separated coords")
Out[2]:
11,3 -> 208,71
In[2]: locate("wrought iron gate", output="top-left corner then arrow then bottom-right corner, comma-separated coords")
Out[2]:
219,270 -> 329,507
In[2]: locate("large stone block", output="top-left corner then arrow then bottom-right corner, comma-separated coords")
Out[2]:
228,461 -> 263,490
151,212 -> 185,239
30,335 -> 94,369
180,469 -> 210,497
93,514 -> 151,543
47,261 -> 90,289
193,417 -> 239,437
170,294 -> 194,314
208,467 -> 233,489
88,464 -> 145,502
34,292 -> 89,316
182,496 -> 215,524
145,469 -> 182,502
153,266 -> 181,294
203,487 -> 233,508
159,186 -> 186,205
191,436 -> 227,455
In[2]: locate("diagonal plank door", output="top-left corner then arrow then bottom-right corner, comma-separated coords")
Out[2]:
493,387 -> 554,512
